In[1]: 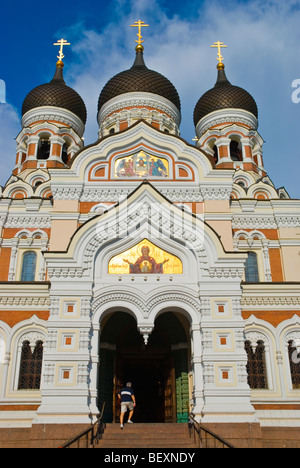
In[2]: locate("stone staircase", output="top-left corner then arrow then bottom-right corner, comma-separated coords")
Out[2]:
96,423 -> 197,448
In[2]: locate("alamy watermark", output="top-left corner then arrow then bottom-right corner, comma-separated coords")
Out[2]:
291,340 -> 300,364
0,79 -> 6,104
292,350 -> 300,364
95,199 -> 205,251
291,79 -> 300,103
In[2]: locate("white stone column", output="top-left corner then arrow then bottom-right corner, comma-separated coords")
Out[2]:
8,238 -> 19,281
89,321 -> 101,416
190,323 -> 204,418
262,239 -> 272,282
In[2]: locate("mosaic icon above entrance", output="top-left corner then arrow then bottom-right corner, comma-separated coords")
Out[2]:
108,239 -> 183,274
114,151 -> 169,178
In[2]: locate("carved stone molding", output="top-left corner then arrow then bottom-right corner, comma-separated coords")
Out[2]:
81,188 -> 130,203
233,214 -> 300,230
92,292 -> 146,315
0,295 -> 50,309
208,267 -> 244,279
51,186 -> 83,201
245,331 -> 266,348
275,216 -> 300,228
92,290 -> 201,320
18,331 -> 46,349
147,292 -> 201,315
4,215 -> 51,229
98,92 -> 181,128
47,267 -> 85,279
22,107 -> 85,137
232,216 -> 277,230
241,296 -> 300,308
196,109 -> 258,138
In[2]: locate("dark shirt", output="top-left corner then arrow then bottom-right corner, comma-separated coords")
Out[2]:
119,386 -> 134,402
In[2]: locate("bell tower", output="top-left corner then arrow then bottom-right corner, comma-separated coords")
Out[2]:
193,42 -> 265,176
14,39 -> 87,177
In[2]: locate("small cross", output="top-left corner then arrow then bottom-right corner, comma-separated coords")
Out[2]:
53,39 -> 71,62
131,20 -> 149,46
211,41 -> 227,65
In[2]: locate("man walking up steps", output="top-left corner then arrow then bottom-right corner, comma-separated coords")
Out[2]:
118,382 -> 136,429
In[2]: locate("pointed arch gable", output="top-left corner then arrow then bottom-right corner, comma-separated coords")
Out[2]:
44,182 -> 247,282
68,120 -> 213,181
49,120 -> 236,200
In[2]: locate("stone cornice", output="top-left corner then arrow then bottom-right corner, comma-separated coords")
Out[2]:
0,282 -> 50,309
196,108 -> 258,138
2,214 -> 51,229
232,213 -> 300,229
241,282 -> 300,309
21,106 -> 85,137
97,92 -> 181,128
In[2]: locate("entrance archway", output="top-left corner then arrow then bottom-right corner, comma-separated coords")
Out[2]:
98,311 -> 190,423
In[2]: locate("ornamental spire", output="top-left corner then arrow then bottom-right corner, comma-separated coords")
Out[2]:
211,41 -> 228,70
53,38 -> 71,68
130,20 -> 149,52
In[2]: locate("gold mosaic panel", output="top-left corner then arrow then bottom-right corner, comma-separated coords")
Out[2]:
114,151 -> 169,178
108,239 -> 182,274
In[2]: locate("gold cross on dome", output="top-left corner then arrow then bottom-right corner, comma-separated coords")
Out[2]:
53,39 -> 71,61
131,20 -> 149,46
211,41 -> 227,65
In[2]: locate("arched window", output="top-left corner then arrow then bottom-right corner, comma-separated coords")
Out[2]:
245,340 -> 267,389
61,142 -> 69,164
230,140 -> 242,161
288,340 -> 300,389
18,340 -> 43,390
245,252 -> 259,282
37,137 -> 50,160
213,145 -> 218,164
21,251 -> 37,282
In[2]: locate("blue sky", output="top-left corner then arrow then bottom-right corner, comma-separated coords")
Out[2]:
1,0 -> 300,198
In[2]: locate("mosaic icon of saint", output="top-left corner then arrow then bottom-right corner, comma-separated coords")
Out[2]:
123,245 -> 169,274
135,156 -> 147,176
148,158 -> 168,177
124,158 -> 135,176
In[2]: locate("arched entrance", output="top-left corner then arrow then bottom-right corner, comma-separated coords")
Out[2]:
98,311 -> 190,423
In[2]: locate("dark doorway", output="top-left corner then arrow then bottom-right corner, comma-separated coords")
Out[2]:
98,311 -> 189,423
121,357 -> 165,422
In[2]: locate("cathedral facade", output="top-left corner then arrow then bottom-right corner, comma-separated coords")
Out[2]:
1,30 -> 300,446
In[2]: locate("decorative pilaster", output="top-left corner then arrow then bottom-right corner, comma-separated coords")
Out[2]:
190,323 -> 204,418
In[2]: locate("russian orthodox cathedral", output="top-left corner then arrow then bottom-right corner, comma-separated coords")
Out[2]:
0,23 -> 300,447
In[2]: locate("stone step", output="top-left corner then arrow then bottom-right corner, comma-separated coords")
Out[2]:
99,433 -> 192,440
96,422 -> 197,449
104,423 -> 190,432
98,442 -> 197,448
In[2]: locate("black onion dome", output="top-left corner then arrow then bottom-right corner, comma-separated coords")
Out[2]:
22,64 -> 87,124
193,66 -> 258,126
98,49 -> 181,113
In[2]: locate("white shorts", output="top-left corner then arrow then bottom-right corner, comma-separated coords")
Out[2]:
121,401 -> 134,413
